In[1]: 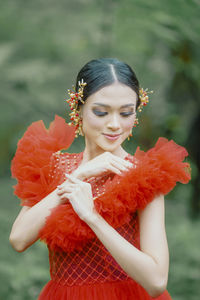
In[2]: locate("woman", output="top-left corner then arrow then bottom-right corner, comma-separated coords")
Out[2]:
10,58 -> 191,300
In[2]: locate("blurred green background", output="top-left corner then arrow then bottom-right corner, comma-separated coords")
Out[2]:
0,0 -> 200,299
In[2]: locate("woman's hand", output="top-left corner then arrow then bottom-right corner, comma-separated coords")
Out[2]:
57,174 -> 96,222
71,152 -> 134,180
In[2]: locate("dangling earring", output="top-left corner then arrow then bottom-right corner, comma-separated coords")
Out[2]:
134,118 -> 139,127
79,117 -> 84,136
127,118 -> 139,141
127,129 -> 133,141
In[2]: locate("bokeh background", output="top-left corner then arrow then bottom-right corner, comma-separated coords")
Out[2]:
0,0 -> 200,299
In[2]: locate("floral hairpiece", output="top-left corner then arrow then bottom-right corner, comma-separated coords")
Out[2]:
138,88 -> 153,112
131,88 -> 153,128
66,79 -> 87,137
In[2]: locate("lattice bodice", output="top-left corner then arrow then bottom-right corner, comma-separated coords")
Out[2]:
48,151 -> 140,286
49,213 -> 140,286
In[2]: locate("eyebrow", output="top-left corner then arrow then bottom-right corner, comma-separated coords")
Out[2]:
92,102 -> 135,108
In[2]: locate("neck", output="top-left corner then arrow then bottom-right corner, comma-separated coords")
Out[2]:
81,139 -> 128,165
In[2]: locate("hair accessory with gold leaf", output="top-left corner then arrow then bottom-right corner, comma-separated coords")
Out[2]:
66,79 -> 87,137
127,87 -> 153,141
138,88 -> 153,112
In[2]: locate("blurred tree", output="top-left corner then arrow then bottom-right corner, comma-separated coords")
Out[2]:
98,0 -> 115,56
112,0 -> 200,215
1,1 -> 200,299
0,0 -> 200,203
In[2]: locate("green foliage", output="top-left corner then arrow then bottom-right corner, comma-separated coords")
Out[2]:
0,178 -> 49,299
1,0 -> 200,299
166,183 -> 200,300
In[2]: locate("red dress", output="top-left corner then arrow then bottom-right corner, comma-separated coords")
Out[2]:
11,116 -> 191,300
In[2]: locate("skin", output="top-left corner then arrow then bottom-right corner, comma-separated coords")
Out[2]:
10,82 -> 169,297
80,82 -> 137,160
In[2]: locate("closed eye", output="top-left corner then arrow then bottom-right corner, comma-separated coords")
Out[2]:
93,110 -> 107,116
120,112 -> 135,117
93,110 -> 135,117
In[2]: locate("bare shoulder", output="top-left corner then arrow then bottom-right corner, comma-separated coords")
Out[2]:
138,194 -> 165,216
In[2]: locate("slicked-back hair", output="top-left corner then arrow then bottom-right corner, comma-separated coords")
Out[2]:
76,58 -> 141,109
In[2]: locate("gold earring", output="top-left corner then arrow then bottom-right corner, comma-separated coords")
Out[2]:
134,118 -> 139,127
79,118 -> 84,136
127,117 -> 139,141
127,129 -> 133,141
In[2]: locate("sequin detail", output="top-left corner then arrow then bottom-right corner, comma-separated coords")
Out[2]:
47,151 -> 140,286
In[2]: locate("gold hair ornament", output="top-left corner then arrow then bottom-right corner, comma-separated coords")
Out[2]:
127,88 -> 153,140
66,79 -> 87,137
138,88 -> 153,112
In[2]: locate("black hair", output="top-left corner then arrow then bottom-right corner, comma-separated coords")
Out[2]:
76,58 -> 141,110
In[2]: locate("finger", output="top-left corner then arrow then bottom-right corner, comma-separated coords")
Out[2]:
108,165 -> 123,175
60,193 -> 70,202
110,161 -> 130,173
57,189 -> 68,196
65,173 -> 82,184
57,185 -> 73,191
58,181 -> 77,189
112,156 -> 133,168
57,186 -> 74,195
111,161 -> 128,171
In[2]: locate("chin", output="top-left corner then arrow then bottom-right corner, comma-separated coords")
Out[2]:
97,139 -> 123,153
101,145 -> 119,152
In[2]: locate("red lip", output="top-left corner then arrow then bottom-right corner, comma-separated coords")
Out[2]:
102,133 -> 122,140
103,133 -> 121,137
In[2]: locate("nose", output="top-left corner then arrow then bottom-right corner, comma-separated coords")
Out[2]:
107,114 -> 120,131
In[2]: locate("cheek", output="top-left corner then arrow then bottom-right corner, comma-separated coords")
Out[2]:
122,116 -> 135,131
83,112 -> 103,131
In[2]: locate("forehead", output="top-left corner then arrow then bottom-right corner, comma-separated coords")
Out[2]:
85,83 -> 137,107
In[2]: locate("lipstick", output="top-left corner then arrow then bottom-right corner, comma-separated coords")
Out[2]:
103,134 -> 121,141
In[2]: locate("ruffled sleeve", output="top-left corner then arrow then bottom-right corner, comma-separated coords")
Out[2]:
39,136 -> 191,252
11,115 -> 76,206
95,137 -> 191,217
134,137 -> 191,209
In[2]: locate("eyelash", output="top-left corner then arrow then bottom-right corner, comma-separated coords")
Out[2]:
93,110 -> 134,117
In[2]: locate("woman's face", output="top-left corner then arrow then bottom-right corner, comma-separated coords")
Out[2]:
81,82 -> 137,155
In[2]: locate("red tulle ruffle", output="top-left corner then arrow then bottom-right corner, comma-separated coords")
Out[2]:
11,116 -> 191,252
39,138 -> 191,252
38,279 -> 172,300
11,115 -> 76,206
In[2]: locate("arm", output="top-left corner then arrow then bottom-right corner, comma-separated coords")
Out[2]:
86,194 -> 169,298
9,150 -> 128,253
9,188 -> 62,252
58,175 -> 169,297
